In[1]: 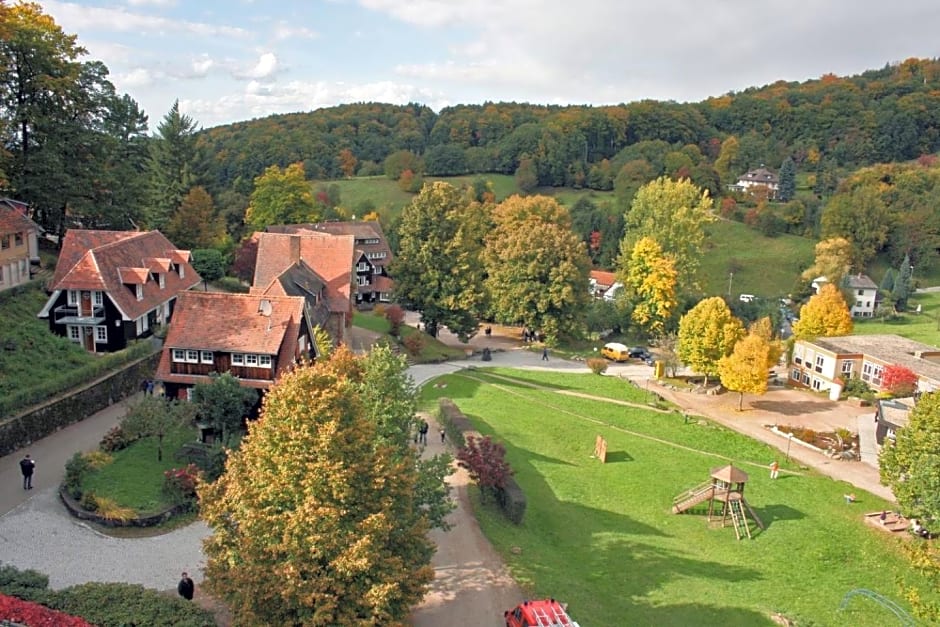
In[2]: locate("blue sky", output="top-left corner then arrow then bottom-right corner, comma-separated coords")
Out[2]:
38,0 -> 940,130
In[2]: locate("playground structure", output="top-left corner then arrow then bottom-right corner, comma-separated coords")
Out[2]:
672,465 -> 764,540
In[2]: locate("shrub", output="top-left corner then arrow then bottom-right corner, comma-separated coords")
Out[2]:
82,450 -> 113,470
372,303 -> 387,317
79,492 -> 98,512
438,398 -> 472,448
586,358 -> 608,375
215,276 -> 250,293
456,435 -> 513,503
843,376 -> 871,397
91,496 -> 135,523
385,304 -> 405,336
0,564 -> 49,596
0,593 -> 93,627
163,464 -> 202,509
496,476 -> 527,525
402,333 -> 425,356
50,582 -> 217,627
64,452 -> 91,499
99,425 -> 132,452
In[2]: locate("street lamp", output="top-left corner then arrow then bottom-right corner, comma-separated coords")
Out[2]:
728,272 -> 734,297
786,433 -> 794,462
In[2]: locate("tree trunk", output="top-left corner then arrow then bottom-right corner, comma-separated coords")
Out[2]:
157,434 -> 163,462
738,392 -> 744,412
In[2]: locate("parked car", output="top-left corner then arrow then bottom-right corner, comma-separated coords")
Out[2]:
601,342 -> 630,362
628,346 -> 651,360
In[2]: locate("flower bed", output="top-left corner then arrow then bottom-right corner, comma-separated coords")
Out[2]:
0,593 -> 93,627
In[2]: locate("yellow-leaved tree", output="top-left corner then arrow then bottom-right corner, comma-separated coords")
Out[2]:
199,348 -> 435,626
792,283 -> 853,339
622,236 -> 678,337
800,237 -> 854,288
719,333 -> 773,411
749,316 -> 783,366
677,297 -> 744,386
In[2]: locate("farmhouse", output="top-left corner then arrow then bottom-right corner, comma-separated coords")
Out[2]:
37,229 -> 200,352
729,166 -> 779,199
0,198 -> 40,292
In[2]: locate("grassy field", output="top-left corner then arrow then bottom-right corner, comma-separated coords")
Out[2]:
699,220 -> 815,298
853,291 -> 940,345
421,368 -> 928,626
352,311 -> 467,362
81,424 -> 198,514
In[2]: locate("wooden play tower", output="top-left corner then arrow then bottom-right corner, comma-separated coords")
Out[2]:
672,464 -> 765,540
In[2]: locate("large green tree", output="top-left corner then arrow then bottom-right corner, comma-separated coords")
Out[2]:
200,348 -> 435,626
483,194 -> 591,343
820,185 -> 891,267
620,176 -> 714,294
244,162 -> 318,232
148,100 -> 200,230
881,391 -> 940,523
677,296 -> 745,385
390,181 -> 489,340
191,372 -> 258,447
164,186 -> 227,250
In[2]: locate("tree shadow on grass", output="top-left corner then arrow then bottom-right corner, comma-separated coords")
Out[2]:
754,504 -> 806,530
749,400 -> 836,416
603,450 -> 634,463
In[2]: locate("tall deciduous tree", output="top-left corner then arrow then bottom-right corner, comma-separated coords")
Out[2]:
718,333 -> 772,411
120,396 -> 195,462
244,162 -> 318,231
820,185 -> 892,267
893,253 -> 914,311
622,236 -> 678,337
200,349 -> 435,626
164,186 -> 227,250
881,364 -> 918,397
148,100 -> 200,230
190,373 -> 258,447
880,391 -> 940,524
792,284 -> 853,339
801,237 -> 855,287
677,297 -> 745,385
620,176 -> 714,294
483,194 -> 591,343
391,181 -> 489,340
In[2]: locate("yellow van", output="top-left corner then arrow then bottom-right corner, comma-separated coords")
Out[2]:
601,342 -> 630,362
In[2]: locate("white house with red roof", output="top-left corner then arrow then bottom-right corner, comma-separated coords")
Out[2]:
37,229 -> 201,352
155,291 -> 315,399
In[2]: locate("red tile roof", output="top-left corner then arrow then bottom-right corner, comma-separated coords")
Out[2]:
47,230 -> 201,320
253,232 -> 354,314
590,270 -> 617,288
270,221 -> 393,267
0,202 -> 40,236
155,291 -> 306,388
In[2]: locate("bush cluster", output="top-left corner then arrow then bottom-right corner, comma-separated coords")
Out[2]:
163,464 -> 202,509
98,425 -> 133,452
586,358 -> 608,375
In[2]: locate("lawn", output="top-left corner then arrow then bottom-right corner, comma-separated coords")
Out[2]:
352,311 -> 467,363
853,291 -> 940,346
699,220 -> 815,299
81,424 -> 198,514
421,369 -> 929,626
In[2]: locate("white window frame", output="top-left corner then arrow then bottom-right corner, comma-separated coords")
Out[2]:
179,265 -> 185,279
791,369 -> 801,380
172,349 -> 187,362
93,291 -> 103,306
357,262 -> 369,272
159,273 -> 165,289
232,353 -> 244,365
259,355 -> 273,367
379,292 -> 391,302
245,354 -> 259,367
68,290 -> 79,306
200,351 -> 214,364
95,326 -> 107,342
186,350 -> 199,363
13,232 -> 23,247
68,325 -> 80,341
136,284 -> 143,301
841,360 -> 854,374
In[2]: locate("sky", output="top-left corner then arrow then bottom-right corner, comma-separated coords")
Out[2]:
37,0 -> 940,131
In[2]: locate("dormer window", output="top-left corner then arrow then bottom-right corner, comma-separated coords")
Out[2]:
179,264 -> 185,279
68,290 -> 79,305
136,284 -> 143,301
159,273 -> 165,289
93,291 -> 103,307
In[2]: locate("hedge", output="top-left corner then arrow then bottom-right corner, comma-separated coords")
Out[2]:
0,564 -> 216,627
0,351 -> 160,457
437,397 -> 527,525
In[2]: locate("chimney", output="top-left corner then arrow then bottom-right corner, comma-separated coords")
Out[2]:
290,235 -> 301,263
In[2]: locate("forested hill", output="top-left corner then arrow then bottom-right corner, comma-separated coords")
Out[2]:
198,58 -> 940,194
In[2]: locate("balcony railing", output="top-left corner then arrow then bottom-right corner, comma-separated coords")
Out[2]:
54,304 -> 105,325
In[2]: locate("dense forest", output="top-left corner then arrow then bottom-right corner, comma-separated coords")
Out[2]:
3,2 -> 940,279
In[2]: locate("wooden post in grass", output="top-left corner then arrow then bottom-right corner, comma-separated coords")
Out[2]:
594,435 -> 608,463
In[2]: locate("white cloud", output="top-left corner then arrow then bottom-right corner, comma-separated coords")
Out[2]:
190,55 -> 214,78
233,52 -> 280,80
126,0 -> 177,6
272,22 -> 317,41
41,1 -> 249,39
115,67 -> 155,88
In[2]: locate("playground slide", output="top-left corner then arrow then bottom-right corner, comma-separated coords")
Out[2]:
672,486 -> 715,514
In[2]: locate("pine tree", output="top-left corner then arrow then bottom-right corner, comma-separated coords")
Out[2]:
778,157 -> 796,202
893,253 -> 913,310
148,100 -> 200,230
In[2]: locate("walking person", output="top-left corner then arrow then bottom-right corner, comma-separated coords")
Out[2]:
177,572 -> 195,600
541,346 -> 549,361
769,460 -> 780,480
440,427 -> 446,444
19,454 -> 35,490
418,419 -> 429,445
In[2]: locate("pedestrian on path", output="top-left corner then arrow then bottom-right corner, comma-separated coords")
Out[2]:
419,419 -> 429,445
19,454 -> 35,490
177,572 -> 194,600
440,428 -> 446,444
769,460 -> 779,479
541,346 -> 549,361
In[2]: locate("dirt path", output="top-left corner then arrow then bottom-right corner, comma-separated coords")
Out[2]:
409,412 -> 523,626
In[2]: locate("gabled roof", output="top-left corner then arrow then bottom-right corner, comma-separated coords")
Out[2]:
844,274 -> 878,290
711,465 -> 749,484
737,167 -> 779,185
270,221 -> 394,266
590,270 -> 617,288
46,230 -> 201,320
253,232 -> 354,314
155,291 -> 306,389
0,201 -> 40,236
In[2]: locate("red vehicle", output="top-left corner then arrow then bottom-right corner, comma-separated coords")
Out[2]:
504,598 -> 579,627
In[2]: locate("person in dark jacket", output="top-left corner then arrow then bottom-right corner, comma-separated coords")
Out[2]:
178,572 -> 195,600
19,454 -> 35,490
